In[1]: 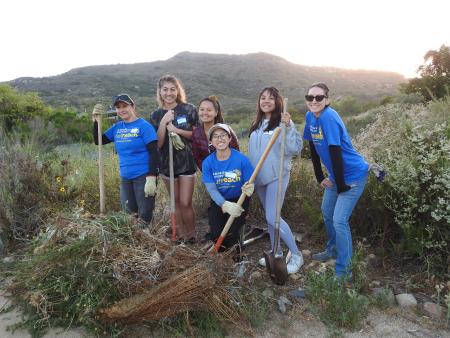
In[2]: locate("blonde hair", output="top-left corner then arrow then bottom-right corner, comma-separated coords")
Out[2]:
156,75 -> 187,107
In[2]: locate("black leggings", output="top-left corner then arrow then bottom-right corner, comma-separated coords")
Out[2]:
208,197 -> 250,251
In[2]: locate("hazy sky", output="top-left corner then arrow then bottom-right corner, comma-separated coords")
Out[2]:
1,0 -> 448,82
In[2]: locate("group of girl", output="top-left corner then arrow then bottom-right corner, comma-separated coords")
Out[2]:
93,75 -> 369,280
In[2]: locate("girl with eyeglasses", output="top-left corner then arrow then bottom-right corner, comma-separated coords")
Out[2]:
248,87 -> 304,274
303,82 -> 369,281
150,75 -> 198,244
201,123 -> 254,256
92,94 -> 159,225
192,95 -> 240,171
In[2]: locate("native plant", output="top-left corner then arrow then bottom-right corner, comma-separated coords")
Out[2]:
354,98 -> 450,273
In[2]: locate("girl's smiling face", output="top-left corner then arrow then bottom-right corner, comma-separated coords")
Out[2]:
259,90 -> 276,118
198,100 -> 217,124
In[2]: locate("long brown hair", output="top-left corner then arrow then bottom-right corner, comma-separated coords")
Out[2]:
249,86 -> 284,135
156,75 -> 187,107
198,95 -> 224,124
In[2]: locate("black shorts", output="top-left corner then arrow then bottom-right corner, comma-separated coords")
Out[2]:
161,169 -> 196,179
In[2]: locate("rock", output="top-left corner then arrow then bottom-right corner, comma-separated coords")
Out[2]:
250,271 -> 262,280
235,263 -> 247,278
366,253 -> 382,268
278,299 -> 287,314
279,295 -> 293,306
2,256 -> 14,264
372,287 -> 396,306
290,273 -> 301,280
324,259 -> 336,267
369,280 -> 381,287
307,261 -> 318,269
292,232 -> 302,243
262,289 -> 274,298
289,289 -> 306,299
395,293 -> 417,308
301,249 -> 311,258
423,301 -> 445,319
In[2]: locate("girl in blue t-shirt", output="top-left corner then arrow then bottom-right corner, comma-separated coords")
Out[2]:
303,82 -> 369,280
92,94 -> 159,225
202,123 -> 254,253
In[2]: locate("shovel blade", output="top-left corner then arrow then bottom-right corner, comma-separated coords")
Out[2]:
264,250 -> 288,285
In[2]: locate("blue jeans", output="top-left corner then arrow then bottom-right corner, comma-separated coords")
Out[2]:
321,174 -> 368,278
120,174 -> 155,223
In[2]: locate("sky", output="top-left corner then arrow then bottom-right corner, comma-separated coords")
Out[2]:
1,0 -> 449,82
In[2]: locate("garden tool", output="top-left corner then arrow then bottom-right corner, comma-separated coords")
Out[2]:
208,127 -> 282,253
168,132 -> 177,241
92,104 -> 117,215
263,98 -> 289,285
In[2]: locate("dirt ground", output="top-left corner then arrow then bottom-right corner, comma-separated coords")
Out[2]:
0,218 -> 449,337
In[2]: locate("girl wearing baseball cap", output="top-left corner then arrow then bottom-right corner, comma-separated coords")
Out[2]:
202,123 -> 254,255
92,94 -> 159,225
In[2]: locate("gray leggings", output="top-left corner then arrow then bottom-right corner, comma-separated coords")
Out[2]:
120,174 -> 155,223
256,173 -> 299,255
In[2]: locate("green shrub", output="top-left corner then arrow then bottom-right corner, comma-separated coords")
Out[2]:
354,99 -> 450,273
305,269 -> 369,329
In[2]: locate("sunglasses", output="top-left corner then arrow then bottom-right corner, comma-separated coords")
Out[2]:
305,95 -> 327,102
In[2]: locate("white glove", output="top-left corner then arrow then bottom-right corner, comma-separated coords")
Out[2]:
241,182 -> 254,197
92,104 -> 105,121
169,132 -> 185,150
222,201 -> 244,218
144,176 -> 157,197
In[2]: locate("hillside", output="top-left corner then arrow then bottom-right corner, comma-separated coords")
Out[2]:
7,52 -> 404,112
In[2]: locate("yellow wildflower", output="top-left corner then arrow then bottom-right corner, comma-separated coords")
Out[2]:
56,177 -> 62,183
60,187 -> 66,193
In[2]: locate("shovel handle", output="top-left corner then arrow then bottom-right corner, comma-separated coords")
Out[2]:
211,127 -> 282,253
273,98 -> 288,254
168,133 -> 177,241
97,115 -> 105,215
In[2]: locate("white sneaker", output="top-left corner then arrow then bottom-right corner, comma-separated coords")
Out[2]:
259,252 -> 292,267
287,253 -> 304,274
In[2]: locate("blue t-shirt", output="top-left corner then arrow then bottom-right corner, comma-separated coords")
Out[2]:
202,149 -> 254,200
104,118 -> 157,179
303,106 -> 368,183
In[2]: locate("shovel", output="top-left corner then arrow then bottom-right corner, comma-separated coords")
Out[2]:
264,98 -> 289,285
168,132 -> 177,241
208,127 -> 282,253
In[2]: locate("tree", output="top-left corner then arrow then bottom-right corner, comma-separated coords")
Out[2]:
0,84 -> 48,132
401,45 -> 450,100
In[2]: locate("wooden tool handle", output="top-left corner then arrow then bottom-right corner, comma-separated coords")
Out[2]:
97,115 -> 105,215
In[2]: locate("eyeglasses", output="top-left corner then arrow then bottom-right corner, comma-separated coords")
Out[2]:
305,95 -> 327,102
211,133 -> 229,140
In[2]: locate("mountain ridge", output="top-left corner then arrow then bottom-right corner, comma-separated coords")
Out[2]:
7,51 -> 404,112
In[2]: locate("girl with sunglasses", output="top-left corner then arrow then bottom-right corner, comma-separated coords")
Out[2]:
92,94 -> 159,225
192,95 -> 240,171
303,82 -> 369,281
248,87 -> 304,274
150,75 -> 199,243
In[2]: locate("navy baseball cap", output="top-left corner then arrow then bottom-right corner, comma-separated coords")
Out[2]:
112,93 -> 135,107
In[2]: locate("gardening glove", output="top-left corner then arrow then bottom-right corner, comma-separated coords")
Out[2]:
92,104 -> 105,121
222,201 -> 244,218
369,163 -> 386,182
169,132 -> 185,150
241,182 -> 254,197
144,176 -> 157,197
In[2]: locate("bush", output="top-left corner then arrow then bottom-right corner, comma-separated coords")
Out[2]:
0,132 -> 121,247
305,269 -> 369,329
354,99 -> 450,273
